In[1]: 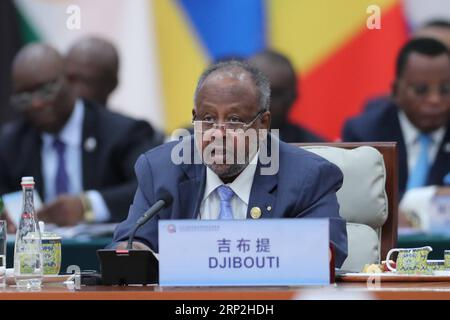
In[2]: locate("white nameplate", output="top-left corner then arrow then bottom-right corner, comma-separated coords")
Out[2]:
158,218 -> 330,286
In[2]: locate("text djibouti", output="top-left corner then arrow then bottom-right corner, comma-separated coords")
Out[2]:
209,256 -> 280,269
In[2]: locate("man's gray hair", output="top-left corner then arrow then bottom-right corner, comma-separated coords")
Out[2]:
194,60 -> 271,111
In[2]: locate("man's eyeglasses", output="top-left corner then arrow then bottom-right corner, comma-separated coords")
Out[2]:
405,82 -> 450,99
192,110 -> 265,132
10,79 -> 63,112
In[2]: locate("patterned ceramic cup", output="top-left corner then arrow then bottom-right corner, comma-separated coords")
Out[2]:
427,260 -> 445,271
445,250 -> 450,269
41,232 -> 61,275
386,246 -> 433,274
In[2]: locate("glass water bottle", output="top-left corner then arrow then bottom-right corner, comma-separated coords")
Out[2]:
14,177 -> 43,289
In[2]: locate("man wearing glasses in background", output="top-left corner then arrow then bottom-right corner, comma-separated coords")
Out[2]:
0,43 -> 162,229
112,60 -> 348,267
343,38 -> 450,227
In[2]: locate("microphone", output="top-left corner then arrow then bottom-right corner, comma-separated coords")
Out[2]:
126,191 -> 173,250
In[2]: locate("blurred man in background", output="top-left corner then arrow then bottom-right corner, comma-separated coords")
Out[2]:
361,19 -> 450,113
65,36 -> 165,144
343,38 -> 450,227
65,36 -> 119,107
248,50 -> 325,143
0,43 -> 163,228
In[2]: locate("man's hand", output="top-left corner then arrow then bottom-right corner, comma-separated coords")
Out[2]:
37,195 -> 84,226
115,241 -> 151,250
398,210 -> 414,228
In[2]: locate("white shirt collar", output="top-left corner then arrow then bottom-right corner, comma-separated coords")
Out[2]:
42,99 -> 84,147
203,151 -> 259,205
398,110 -> 445,147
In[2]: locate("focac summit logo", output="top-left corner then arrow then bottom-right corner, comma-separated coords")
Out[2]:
167,224 -> 177,234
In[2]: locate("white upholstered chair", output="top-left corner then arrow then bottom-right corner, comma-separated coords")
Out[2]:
296,143 -> 398,272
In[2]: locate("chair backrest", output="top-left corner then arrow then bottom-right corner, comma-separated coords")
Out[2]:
293,142 -> 398,271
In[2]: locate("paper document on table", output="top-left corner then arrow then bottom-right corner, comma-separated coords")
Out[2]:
44,223 -> 118,239
397,227 -> 425,236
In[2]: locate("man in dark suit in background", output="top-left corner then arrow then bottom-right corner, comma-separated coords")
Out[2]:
112,60 -> 347,266
361,19 -> 450,114
248,50 -> 325,143
343,38 -> 450,200
0,43 -> 163,227
64,36 -> 165,144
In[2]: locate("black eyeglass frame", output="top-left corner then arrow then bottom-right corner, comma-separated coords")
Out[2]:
192,110 -> 266,132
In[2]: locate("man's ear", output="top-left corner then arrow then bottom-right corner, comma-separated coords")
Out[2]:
192,108 -> 196,119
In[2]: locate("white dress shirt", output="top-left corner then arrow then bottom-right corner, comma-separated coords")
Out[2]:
398,111 -> 445,175
41,99 -> 111,222
199,152 -> 259,220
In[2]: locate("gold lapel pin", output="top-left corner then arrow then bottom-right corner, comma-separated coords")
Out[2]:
250,207 -> 262,219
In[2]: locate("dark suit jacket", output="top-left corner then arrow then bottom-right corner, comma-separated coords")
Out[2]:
112,136 -> 348,267
0,100 -> 164,222
362,95 -> 390,113
342,101 -> 450,197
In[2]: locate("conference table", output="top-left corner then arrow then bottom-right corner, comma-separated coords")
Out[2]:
0,281 -> 450,300
6,233 -> 450,273
3,234 -> 450,301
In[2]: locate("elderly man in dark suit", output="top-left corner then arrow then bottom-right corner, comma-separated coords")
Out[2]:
0,43 -> 163,227
112,60 -> 348,267
343,38 -> 450,200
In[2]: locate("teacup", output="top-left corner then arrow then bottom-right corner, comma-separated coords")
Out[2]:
427,260 -> 445,271
445,250 -> 450,269
41,232 -> 61,275
386,246 -> 432,274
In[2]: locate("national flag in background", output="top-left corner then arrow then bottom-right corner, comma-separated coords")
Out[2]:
270,0 -> 409,140
10,0 -> 450,139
